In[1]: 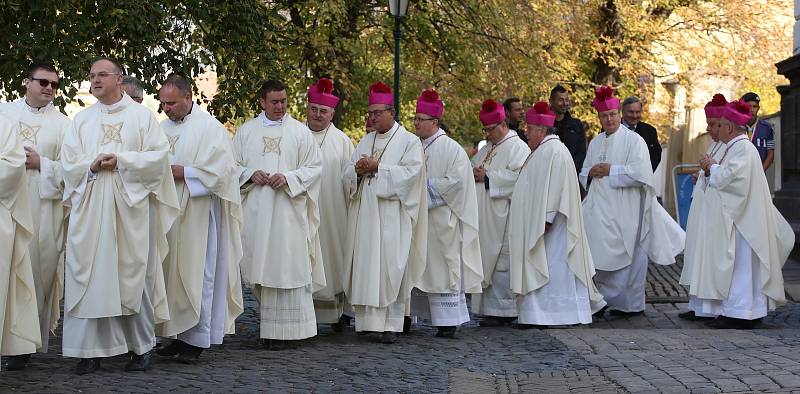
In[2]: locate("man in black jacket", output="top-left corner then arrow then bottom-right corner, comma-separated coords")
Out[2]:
549,85 -> 586,173
622,96 -> 661,171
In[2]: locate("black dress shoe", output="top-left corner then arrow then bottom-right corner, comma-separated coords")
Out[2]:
402,316 -> 412,334
592,306 -> 608,319
678,311 -> 715,321
435,326 -> 457,338
125,351 -> 152,372
609,309 -> 644,317
176,344 -> 203,365
331,317 -> 346,333
478,316 -> 508,327
381,331 -> 397,344
262,339 -> 288,351
75,358 -> 101,375
156,340 -> 185,357
705,316 -> 747,329
513,323 -> 546,330
3,354 -> 30,371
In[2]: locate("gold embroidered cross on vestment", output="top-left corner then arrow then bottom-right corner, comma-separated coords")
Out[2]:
263,136 -> 282,155
168,135 -> 180,153
101,122 -> 124,145
18,121 -> 40,145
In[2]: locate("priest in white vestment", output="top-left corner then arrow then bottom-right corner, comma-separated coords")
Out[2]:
305,78 -> 355,331
155,75 -> 243,363
687,100 -> 794,329
409,89 -> 482,338
470,99 -> 530,327
0,62 -> 69,371
0,113 -> 40,372
580,86 -> 684,317
679,94 -> 728,321
234,80 -> 324,350
343,81 -> 427,344
61,58 -> 179,374
510,102 -> 605,328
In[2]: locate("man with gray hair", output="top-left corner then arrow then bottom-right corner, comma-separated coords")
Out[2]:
122,76 -> 145,104
621,96 -> 661,171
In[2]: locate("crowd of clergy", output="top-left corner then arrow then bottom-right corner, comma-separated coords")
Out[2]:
0,58 -> 794,375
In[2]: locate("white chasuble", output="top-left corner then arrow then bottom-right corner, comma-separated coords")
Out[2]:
0,113 -> 40,359
309,123 -> 354,323
510,135 -> 604,325
470,129 -> 529,316
157,105 -> 244,345
680,140 -> 726,288
579,125 -> 685,271
417,129 -> 482,294
235,113 -> 324,292
690,135 -> 794,313
61,94 -> 179,358
343,123 -> 427,332
0,99 -> 69,352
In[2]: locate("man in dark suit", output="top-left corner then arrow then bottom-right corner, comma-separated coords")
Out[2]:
550,85 -> 586,174
622,96 -> 661,171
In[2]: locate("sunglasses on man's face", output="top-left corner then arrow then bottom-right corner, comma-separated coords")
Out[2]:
30,77 -> 59,89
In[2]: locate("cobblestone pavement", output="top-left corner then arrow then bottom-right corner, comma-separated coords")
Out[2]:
646,258 -> 688,303
4,292 -> 800,392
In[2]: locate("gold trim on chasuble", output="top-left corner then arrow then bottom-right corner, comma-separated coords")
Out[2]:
168,135 -> 180,153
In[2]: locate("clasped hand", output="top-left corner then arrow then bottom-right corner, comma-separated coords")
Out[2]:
698,154 -> 716,173
90,153 -> 117,173
355,155 -> 378,176
250,169 -> 287,189
588,163 -> 611,178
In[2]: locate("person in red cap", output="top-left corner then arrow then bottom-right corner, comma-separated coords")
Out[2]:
508,102 -> 605,328
304,78 -> 356,332
470,99 -> 530,327
679,93 -> 729,321
408,89 -> 482,338
580,86 -> 684,318
233,79 -> 324,350
343,81 -> 427,344
689,100 -> 794,329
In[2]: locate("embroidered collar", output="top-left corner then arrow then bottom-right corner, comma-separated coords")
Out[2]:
98,94 -> 130,115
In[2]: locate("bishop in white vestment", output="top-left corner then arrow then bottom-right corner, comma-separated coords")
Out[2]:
305,78 -> 356,330
156,76 -> 244,363
580,86 -> 684,316
0,113 -> 40,371
61,59 -> 179,374
679,94 -> 728,321
0,62 -> 70,371
343,82 -> 427,344
510,102 -> 605,327
234,80 -> 324,348
688,100 -> 794,328
470,99 -> 530,326
410,90 -> 482,338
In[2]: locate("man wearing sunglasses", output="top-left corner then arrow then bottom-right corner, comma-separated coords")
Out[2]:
0,62 -> 71,371
61,57 -> 180,375
470,99 -> 530,327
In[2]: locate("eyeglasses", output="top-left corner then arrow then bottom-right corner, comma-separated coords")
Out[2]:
86,72 -> 121,80
482,123 -> 501,133
412,116 -> 437,123
367,108 -> 391,118
30,77 -> 59,89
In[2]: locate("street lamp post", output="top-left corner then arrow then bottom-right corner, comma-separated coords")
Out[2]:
389,0 -> 408,121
